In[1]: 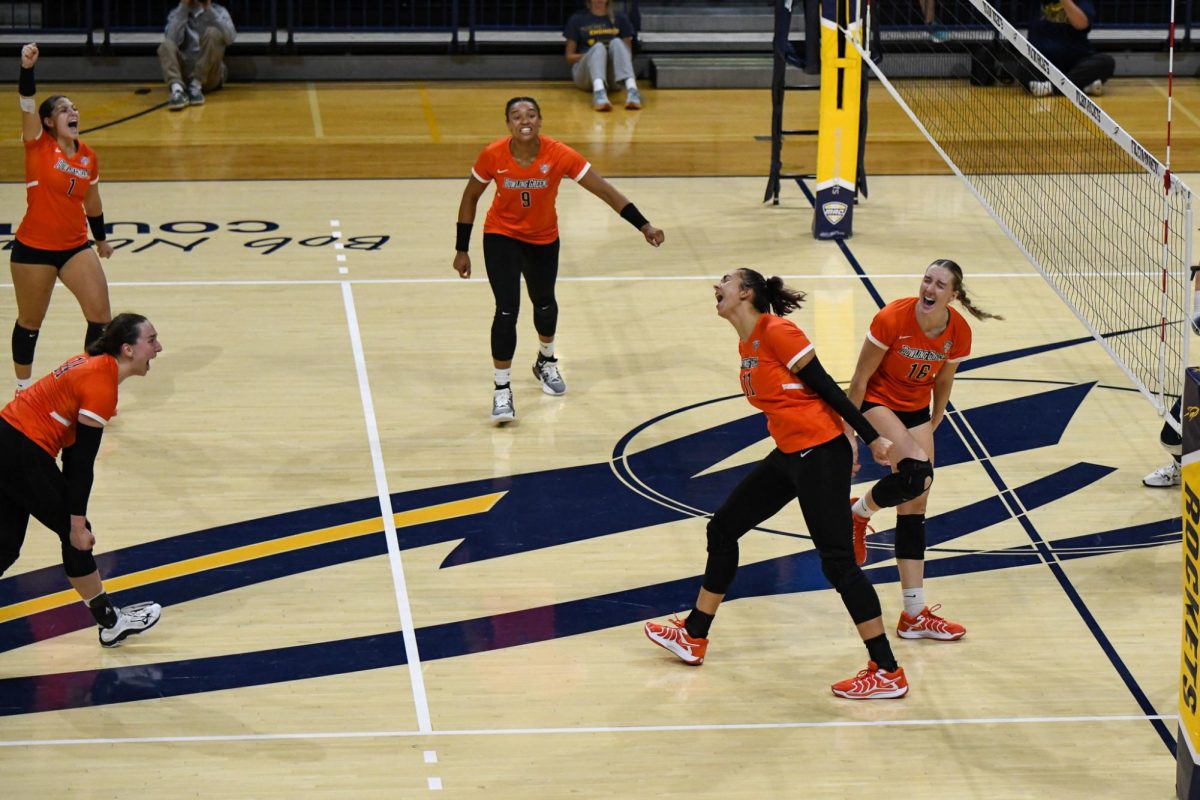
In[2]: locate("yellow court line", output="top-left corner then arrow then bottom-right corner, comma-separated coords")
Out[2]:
307,81 -> 325,138
0,491 -> 506,624
418,84 -> 442,144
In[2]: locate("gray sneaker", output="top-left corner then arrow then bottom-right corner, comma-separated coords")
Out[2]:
1029,80 -> 1052,97
167,89 -> 189,111
592,89 -> 612,111
187,84 -> 205,106
99,601 -> 162,647
625,86 -> 642,110
534,357 -> 567,396
491,386 -> 515,424
1084,79 -> 1104,97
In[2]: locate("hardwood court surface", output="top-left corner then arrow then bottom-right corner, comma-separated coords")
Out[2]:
0,77 -> 1196,180
0,79 -> 1194,798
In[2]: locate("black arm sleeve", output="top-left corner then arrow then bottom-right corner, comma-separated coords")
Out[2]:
794,355 -> 880,444
62,423 -> 104,517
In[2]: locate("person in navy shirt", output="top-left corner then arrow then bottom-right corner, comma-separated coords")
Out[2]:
563,0 -> 643,111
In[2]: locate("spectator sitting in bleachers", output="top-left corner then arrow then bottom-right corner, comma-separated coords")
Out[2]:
564,0 -> 643,112
158,0 -> 237,111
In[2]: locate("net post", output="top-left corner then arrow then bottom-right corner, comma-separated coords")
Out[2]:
812,0 -> 863,239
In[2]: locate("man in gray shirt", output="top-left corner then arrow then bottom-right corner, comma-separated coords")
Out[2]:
158,0 -> 236,110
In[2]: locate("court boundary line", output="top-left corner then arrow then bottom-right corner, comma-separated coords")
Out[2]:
0,273 -> 1069,291
339,279 -> 432,733
0,713 -> 1179,748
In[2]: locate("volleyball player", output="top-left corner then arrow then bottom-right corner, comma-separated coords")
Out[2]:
452,96 -> 664,424
846,259 -> 1001,640
0,313 -> 163,646
644,269 -> 909,700
12,43 -> 114,393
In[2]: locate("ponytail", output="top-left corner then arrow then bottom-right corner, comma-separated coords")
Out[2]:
739,268 -> 806,317
931,259 -> 1003,321
86,313 -> 147,357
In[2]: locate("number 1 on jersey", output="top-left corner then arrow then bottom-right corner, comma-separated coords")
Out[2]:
67,177 -> 76,196
740,370 -> 756,397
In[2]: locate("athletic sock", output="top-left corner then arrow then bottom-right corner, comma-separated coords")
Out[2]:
902,587 -> 925,618
592,78 -> 605,92
684,608 -> 714,639
493,368 -> 512,388
86,591 -> 118,628
852,495 -> 875,518
15,377 -> 32,391
625,78 -> 637,92
538,340 -> 555,360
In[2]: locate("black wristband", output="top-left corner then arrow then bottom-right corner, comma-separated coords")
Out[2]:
19,65 -> 34,98
456,222 -> 472,253
619,202 -> 650,231
87,213 -> 106,242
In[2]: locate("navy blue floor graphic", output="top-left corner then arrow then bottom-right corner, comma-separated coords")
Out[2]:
0,180 -> 1181,745
0,369 -> 1178,722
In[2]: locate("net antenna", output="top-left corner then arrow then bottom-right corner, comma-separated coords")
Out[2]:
844,0 -> 1193,430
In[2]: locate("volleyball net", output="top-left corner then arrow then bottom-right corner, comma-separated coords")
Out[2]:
849,0 -> 1193,424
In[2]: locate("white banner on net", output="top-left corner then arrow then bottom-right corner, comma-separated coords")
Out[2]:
844,0 -> 1193,426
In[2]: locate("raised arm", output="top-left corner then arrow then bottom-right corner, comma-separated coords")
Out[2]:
577,168 -> 665,246
452,175 -> 490,279
1058,0 -> 1091,30
19,43 -> 40,142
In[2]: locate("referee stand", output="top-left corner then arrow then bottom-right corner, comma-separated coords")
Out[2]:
763,0 -> 820,206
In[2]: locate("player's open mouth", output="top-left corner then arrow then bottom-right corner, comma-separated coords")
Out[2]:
519,126 -> 533,134
921,294 -> 935,307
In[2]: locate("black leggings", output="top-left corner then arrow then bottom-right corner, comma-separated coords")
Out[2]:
483,233 -> 560,362
703,435 -> 882,625
0,419 -> 96,578
1001,51 -> 1115,91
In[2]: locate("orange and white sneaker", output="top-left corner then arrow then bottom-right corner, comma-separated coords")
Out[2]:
849,497 -> 873,566
644,615 -> 708,665
831,660 -> 909,699
897,603 -> 966,640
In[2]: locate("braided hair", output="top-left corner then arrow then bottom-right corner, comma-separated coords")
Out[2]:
738,268 -> 806,317
931,259 -> 1003,321
86,313 -> 148,357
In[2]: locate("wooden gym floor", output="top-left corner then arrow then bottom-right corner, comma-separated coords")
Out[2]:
0,79 -> 1194,798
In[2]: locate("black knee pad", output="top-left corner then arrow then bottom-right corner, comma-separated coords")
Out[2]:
531,300 -> 558,338
894,513 -> 926,561
85,320 -> 107,350
490,309 -> 519,362
11,323 -> 39,366
822,558 -> 882,625
701,516 -> 741,594
61,542 -> 97,578
871,458 -> 934,508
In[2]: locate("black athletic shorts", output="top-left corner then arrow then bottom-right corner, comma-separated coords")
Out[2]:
11,239 -> 93,270
860,400 -> 932,429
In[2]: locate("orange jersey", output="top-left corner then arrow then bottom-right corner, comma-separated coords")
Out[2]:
738,314 -> 845,453
0,353 -> 118,457
472,135 -> 590,244
16,131 -> 99,250
863,297 -> 972,412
